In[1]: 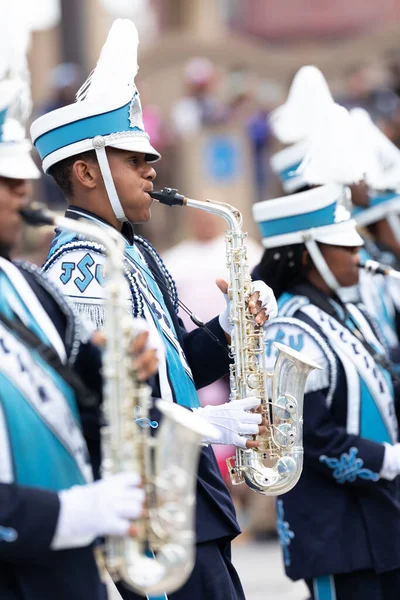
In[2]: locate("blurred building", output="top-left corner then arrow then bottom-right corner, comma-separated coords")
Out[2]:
229,0 -> 400,41
27,0 -> 400,249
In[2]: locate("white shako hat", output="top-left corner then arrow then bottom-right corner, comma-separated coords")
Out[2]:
350,107 -> 400,239
31,19 -> 160,223
253,184 -> 363,293
255,103 -> 365,293
270,139 -> 310,193
0,7 -> 40,181
299,103 -> 369,187
270,65 -> 335,145
269,66 -> 334,192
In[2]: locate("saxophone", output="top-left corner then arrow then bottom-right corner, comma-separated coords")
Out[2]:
360,259 -> 400,280
21,206 -> 215,594
150,188 -> 322,496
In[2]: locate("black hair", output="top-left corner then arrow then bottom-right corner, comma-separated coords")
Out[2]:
293,184 -> 313,194
253,243 -> 311,299
47,150 -> 97,198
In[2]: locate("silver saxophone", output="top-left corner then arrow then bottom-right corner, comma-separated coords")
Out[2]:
20,205 -> 215,595
150,188 -> 322,496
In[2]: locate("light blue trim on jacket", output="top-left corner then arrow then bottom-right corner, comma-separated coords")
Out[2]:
313,575 -> 337,600
0,526 -> 17,542
319,447 -> 380,483
359,378 -> 392,444
0,108 -> 7,142
276,499 -> 294,567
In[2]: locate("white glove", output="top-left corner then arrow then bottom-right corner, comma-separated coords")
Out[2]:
380,443 -> 400,481
51,473 -> 145,550
219,280 -> 278,335
193,397 -> 262,449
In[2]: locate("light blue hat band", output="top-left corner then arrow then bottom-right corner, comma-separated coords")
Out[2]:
0,108 -> 7,143
258,200 -> 337,239
279,160 -> 302,183
352,191 -> 400,218
34,101 -> 143,160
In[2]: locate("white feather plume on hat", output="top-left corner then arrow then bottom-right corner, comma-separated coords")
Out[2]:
270,66 -> 334,144
0,1 -> 32,123
77,18 -> 139,103
30,17 -> 160,177
0,1 -> 40,179
351,107 -> 400,191
299,103 -> 371,186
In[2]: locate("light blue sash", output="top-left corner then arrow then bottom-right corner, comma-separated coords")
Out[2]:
0,263 -> 92,489
124,244 -> 199,409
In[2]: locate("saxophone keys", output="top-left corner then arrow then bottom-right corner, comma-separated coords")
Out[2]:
274,395 -> 296,420
247,373 -> 259,389
274,423 -> 296,447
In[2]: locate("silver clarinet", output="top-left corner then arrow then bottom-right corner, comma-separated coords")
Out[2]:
150,188 -> 322,496
21,205 -> 215,595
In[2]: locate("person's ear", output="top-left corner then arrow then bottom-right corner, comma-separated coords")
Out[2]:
71,159 -> 99,190
301,249 -> 309,267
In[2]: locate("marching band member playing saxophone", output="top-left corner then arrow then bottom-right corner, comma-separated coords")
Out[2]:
31,18 -> 278,600
0,41 -> 161,600
252,105 -> 400,600
270,66 -> 400,365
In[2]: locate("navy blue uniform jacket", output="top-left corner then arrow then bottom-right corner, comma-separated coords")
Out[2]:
268,289 -> 400,581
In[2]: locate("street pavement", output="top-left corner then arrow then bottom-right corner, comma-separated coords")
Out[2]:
232,538 -> 309,600
107,539 -> 310,600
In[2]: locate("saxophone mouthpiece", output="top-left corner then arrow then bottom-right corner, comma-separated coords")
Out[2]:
360,259 -> 400,280
150,187 -> 186,207
20,203 -> 55,227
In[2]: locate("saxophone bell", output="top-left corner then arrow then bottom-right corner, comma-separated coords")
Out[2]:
106,398 -> 216,595
229,342 -> 321,495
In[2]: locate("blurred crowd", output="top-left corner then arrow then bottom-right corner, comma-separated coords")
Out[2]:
29,52 -> 400,212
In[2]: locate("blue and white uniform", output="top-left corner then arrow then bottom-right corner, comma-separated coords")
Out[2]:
262,283 -> 400,600
350,188 -> 400,361
0,256 -> 107,600
252,104 -> 400,596
43,207 -> 244,600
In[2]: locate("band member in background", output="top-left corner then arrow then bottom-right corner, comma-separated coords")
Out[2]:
349,107 -> 400,360
0,20 -> 159,600
269,68 -> 400,363
31,18 -> 278,600
252,125 -> 400,599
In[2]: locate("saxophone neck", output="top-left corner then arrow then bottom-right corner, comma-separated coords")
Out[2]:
150,187 -> 242,231
184,197 -> 242,231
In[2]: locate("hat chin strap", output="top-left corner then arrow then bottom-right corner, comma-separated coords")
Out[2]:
93,142 -> 127,223
305,239 -> 340,292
